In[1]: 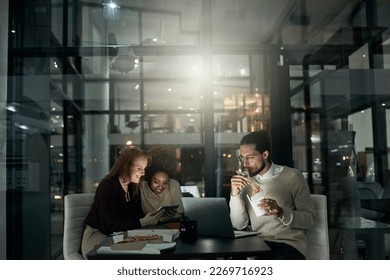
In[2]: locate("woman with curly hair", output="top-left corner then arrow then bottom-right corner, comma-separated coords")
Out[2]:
140,145 -> 184,223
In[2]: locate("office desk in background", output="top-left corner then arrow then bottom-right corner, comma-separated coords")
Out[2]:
341,217 -> 390,259
360,199 -> 390,214
87,235 -> 271,260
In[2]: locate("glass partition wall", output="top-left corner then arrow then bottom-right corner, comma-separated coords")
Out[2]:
2,0 -> 390,260
288,1 -> 390,259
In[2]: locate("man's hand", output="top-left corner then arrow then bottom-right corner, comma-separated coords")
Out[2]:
230,174 -> 249,196
231,172 -> 263,196
258,198 -> 284,218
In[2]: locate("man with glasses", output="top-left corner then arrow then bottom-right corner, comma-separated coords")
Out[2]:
230,130 -> 317,259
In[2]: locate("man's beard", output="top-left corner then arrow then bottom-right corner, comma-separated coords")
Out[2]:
248,161 -> 266,177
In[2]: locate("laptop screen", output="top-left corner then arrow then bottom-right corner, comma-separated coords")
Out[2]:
181,197 -> 236,238
180,185 -> 201,198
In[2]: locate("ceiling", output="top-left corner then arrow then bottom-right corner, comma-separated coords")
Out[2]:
91,0 -> 358,48
39,0 -> 388,127
85,0 -> 387,78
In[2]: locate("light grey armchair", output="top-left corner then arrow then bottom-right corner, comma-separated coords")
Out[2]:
63,193 -> 94,260
306,194 -> 330,260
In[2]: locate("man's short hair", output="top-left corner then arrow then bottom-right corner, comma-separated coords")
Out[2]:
240,130 -> 271,154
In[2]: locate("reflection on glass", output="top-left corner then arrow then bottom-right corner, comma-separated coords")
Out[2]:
144,82 -> 202,110
113,81 -> 141,110
143,56 -> 202,78
144,113 -> 200,134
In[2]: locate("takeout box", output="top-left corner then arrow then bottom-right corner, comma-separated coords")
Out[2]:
100,229 -> 179,254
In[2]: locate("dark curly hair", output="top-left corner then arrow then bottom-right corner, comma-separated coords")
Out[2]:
146,145 -> 178,181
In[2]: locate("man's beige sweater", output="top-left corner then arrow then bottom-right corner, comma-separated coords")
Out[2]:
230,164 -> 317,258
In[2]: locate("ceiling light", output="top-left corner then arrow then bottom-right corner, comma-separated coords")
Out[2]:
279,55 -> 284,66
17,124 -> 29,130
102,1 -> 120,9
6,105 -> 16,112
102,1 -> 120,19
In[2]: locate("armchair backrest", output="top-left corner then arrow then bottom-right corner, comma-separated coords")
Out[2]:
63,193 -> 94,260
306,194 -> 329,260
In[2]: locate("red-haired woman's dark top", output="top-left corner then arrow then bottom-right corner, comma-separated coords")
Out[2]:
84,176 -> 144,235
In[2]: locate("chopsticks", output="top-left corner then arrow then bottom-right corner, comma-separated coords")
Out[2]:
235,170 -> 263,193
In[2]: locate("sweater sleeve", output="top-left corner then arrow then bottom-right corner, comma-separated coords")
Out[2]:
229,194 -> 250,230
280,170 -> 317,229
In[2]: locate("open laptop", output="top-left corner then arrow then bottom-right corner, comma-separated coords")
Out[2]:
180,185 -> 201,198
181,197 -> 258,239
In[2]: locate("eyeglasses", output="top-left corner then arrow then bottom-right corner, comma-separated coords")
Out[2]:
238,153 -> 261,163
